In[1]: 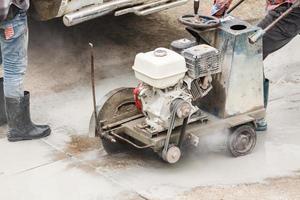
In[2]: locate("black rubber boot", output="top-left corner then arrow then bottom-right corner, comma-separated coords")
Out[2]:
6,91 -> 51,142
0,78 -> 7,126
256,78 -> 269,131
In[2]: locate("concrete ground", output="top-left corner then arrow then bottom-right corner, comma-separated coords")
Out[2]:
1,0 -> 300,199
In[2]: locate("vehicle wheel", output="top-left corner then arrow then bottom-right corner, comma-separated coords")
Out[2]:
227,124 -> 257,157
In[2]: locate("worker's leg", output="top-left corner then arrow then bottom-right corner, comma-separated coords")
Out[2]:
0,48 -> 7,126
0,13 -> 27,98
0,77 -> 6,126
0,11 -> 51,141
255,4 -> 300,131
0,11 -> 27,127
258,4 -> 300,59
256,78 -> 269,131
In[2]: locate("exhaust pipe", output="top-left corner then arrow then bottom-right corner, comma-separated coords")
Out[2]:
63,0 -> 135,26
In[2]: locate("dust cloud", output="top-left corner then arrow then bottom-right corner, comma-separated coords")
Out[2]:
194,128 -> 229,154
26,14 -> 187,95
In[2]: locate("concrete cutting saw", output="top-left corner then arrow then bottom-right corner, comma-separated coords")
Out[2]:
89,0 -> 266,164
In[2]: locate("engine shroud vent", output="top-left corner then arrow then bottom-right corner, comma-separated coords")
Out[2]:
183,44 -> 221,79
190,78 -> 213,100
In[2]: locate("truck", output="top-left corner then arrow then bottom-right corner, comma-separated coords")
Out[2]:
31,0 -> 188,26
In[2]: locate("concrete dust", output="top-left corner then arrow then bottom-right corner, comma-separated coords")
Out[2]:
57,135 -> 157,172
65,135 -> 101,154
87,153 -> 150,170
192,128 -> 229,154
26,15 -> 185,96
51,132 -> 161,173
77,148 -> 163,171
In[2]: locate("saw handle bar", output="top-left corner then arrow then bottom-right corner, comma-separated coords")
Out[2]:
226,0 -> 247,15
110,131 -> 154,149
249,0 -> 300,44
194,0 -> 200,15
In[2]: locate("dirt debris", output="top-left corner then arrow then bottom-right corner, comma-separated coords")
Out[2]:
178,174 -> 300,200
65,135 -> 101,154
86,152 -> 153,170
61,135 -> 159,171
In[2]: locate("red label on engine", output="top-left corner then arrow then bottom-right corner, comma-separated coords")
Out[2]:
133,85 -> 143,111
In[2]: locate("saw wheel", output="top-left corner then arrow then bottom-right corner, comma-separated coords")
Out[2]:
91,87 -> 142,154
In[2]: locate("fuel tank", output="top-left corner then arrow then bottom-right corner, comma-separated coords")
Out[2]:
132,48 -> 187,89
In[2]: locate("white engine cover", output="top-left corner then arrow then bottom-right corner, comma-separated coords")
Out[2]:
132,48 -> 187,89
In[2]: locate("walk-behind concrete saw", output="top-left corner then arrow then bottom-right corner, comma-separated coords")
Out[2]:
89,0 -> 266,164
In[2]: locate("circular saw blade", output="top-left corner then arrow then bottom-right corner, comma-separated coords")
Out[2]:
94,87 -> 141,137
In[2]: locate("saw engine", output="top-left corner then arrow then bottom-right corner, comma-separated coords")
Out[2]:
133,44 -> 221,134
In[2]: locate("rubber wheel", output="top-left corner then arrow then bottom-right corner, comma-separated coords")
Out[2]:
227,124 -> 257,157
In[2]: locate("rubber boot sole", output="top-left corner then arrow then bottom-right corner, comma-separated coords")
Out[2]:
256,125 -> 267,132
7,129 -> 51,142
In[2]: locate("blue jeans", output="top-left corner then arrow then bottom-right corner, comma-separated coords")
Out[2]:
0,11 -> 28,98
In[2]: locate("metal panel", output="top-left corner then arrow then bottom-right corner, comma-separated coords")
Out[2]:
196,17 -> 264,118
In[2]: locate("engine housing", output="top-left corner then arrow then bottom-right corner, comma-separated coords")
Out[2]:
135,83 -> 197,133
133,45 -> 221,133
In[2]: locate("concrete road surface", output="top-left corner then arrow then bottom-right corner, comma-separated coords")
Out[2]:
1,1 -> 300,199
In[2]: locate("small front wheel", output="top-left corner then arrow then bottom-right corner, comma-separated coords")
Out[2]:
228,124 -> 257,157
